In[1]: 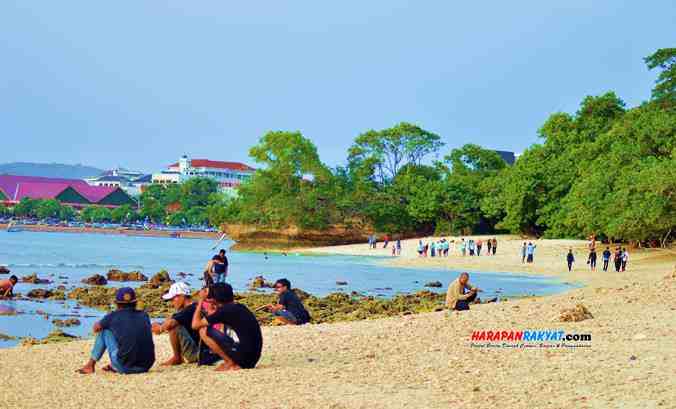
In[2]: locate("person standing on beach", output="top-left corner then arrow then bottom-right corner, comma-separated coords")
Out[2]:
396,239 -> 402,256
417,240 -> 424,257
460,238 -> 466,256
218,249 -> 229,276
621,248 -> 629,271
430,241 -> 436,257
264,278 -> 311,325
486,239 -> 492,255
526,242 -> 536,263
602,247 -> 611,271
587,248 -> 597,271
476,239 -> 483,256
383,234 -> 389,248
521,242 -> 527,263
491,238 -> 497,255
468,239 -> 475,256
77,287 -> 155,374
151,282 -> 206,366
445,272 -> 481,311
566,249 -> 575,271
192,283 -> 263,371
0,275 -> 18,298
613,247 -> 623,272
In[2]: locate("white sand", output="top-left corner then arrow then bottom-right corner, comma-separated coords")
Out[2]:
1,236 -> 675,409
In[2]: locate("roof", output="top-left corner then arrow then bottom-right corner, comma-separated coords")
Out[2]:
91,175 -> 128,182
0,174 -> 129,205
169,159 -> 255,172
132,174 -> 152,183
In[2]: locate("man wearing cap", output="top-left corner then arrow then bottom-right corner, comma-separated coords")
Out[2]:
151,282 -> 205,366
77,287 -> 155,374
191,283 -> 263,371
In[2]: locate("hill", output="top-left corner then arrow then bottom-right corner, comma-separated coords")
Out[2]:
0,162 -> 103,179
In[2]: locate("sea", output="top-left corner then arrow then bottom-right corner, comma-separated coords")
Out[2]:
0,231 -> 575,347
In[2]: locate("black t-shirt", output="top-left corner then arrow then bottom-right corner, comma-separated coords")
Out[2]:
215,254 -> 229,267
279,290 -> 311,324
172,303 -> 200,344
206,303 -> 263,368
100,308 -> 155,370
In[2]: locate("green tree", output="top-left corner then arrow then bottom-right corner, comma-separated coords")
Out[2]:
111,205 -> 137,223
180,178 -> 219,209
645,48 -> 676,105
35,199 -> 63,219
13,198 -> 39,218
348,122 -> 443,183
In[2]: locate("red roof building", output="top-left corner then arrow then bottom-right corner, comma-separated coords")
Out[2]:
153,155 -> 255,191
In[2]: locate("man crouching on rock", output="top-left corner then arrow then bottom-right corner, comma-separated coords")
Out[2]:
446,272 -> 481,311
151,282 -> 203,366
77,287 -> 155,374
191,283 -> 263,371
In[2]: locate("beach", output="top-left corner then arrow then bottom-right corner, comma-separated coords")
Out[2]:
1,236 -> 675,408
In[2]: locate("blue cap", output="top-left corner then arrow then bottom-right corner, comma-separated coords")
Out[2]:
115,287 -> 137,304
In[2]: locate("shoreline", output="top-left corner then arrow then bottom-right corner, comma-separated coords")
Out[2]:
0,236 -> 674,408
0,223 -> 219,240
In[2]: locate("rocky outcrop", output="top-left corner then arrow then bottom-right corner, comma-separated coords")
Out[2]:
0,266 -> 10,274
106,269 -> 148,282
424,281 -> 443,288
27,289 -> 53,299
20,273 -> 52,284
249,276 -> 274,290
52,318 -> 81,327
82,274 -> 108,286
558,304 -> 593,322
142,270 -> 173,289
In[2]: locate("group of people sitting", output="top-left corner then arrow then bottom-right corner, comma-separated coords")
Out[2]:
76,251 -> 311,375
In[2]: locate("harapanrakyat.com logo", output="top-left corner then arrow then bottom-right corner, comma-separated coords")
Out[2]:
469,329 -> 592,349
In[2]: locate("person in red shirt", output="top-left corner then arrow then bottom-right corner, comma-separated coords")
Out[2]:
0,276 -> 18,298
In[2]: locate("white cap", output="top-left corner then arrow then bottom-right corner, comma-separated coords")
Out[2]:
162,282 -> 191,300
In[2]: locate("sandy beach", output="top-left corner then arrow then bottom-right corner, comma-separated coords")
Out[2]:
1,236 -> 675,409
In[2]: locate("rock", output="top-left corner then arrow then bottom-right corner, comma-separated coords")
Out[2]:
52,318 -> 81,327
143,270 -> 173,289
249,275 -> 274,290
0,305 -> 16,316
558,304 -> 593,322
82,274 -> 108,286
0,332 -> 16,341
0,266 -> 9,274
27,289 -> 53,299
629,355 -> 637,361
424,281 -> 443,288
106,269 -> 148,282
20,273 -> 52,284
336,281 -> 348,286
21,329 -> 78,346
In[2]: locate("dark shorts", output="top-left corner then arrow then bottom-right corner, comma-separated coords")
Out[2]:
206,327 -> 259,369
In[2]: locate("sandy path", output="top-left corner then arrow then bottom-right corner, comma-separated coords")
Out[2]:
1,238 -> 675,409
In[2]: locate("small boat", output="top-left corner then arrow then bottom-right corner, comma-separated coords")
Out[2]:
6,221 -> 23,233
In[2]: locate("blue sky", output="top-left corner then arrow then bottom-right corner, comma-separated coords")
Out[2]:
1,1 -> 674,172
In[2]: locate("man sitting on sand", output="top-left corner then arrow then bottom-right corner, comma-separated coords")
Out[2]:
0,275 -> 18,298
191,283 -> 263,371
264,278 -> 311,325
152,282 -> 206,366
446,272 -> 481,311
77,287 -> 155,374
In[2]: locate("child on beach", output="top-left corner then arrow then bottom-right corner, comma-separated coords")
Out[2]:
0,275 -> 18,298
566,249 -> 575,271
602,247 -> 611,271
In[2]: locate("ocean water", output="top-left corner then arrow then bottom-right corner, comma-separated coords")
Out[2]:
0,231 -> 575,347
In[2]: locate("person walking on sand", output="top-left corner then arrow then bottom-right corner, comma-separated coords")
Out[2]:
602,247 -> 611,271
476,239 -> 483,256
383,234 -> 389,248
566,249 -> 575,271
396,239 -> 402,256
151,282 -> 207,366
460,238 -> 466,256
621,248 -> 629,271
491,238 -> 497,255
391,244 -> 396,256
526,242 -> 536,263
445,272 -> 481,311
192,283 -> 263,371
468,239 -> 475,256
0,275 -> 18,298
613,247 -> 623,272
587,248 -> 597,272
77,287 -> 155,374
263,278 -> 311,325
417,240 -> 424,257
521,242 -> 527,263
486,239 -> 492,255
430,241 -> 436,257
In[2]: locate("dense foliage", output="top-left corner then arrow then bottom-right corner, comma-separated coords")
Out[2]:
220,50 -> 675,245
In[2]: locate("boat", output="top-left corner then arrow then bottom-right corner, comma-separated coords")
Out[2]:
6,221 -> 23,232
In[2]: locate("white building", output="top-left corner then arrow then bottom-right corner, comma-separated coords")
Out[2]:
152,156 -> 255,192
85,167 -> 151,197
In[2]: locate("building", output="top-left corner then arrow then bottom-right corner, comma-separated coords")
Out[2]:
494,150 -> 516,165
85,167 -> 152,196
152,156 -> 255,192
0,175 -> 137,208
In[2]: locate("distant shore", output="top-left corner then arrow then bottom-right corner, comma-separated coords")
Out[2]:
0,224 -> 219,240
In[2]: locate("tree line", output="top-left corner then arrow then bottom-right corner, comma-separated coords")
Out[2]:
216,48 -> 675,245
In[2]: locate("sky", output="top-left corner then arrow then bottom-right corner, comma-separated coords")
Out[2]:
1,1 -> 675,173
